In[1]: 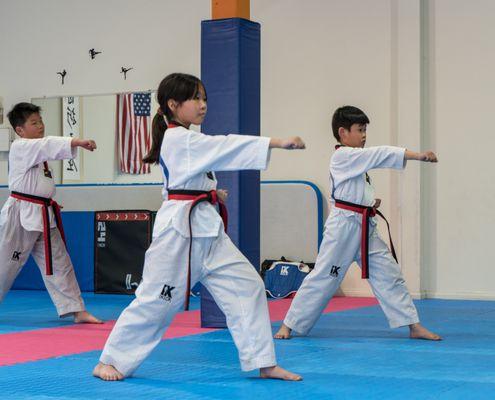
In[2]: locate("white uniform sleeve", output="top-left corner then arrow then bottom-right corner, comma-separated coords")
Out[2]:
13,137 -> 76,171
332,146 -> 405,181
186,132 -> 271,175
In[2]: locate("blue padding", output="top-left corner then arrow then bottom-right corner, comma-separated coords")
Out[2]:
201,18 -> 261,266
200,19 -> 261,328
2,298 -> 495,398
12,212 -> 94,292
200,286 -> 228,328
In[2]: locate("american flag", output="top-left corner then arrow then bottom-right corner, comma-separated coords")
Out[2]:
117,92 -> 152,174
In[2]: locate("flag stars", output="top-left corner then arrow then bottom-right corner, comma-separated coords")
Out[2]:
133,93 -> 151,116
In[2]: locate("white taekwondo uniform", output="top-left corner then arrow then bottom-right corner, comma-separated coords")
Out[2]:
0,137 -> 85,317
283,145 -> 419,335
99,125 -> 277,376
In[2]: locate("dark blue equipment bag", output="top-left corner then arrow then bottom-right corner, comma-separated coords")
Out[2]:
262,259 -> 313,299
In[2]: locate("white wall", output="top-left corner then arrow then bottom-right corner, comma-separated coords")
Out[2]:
421,0 -> 495,299
252,0 -> 495,299
0,1 -> 207,104
1,0 -> 494,299
0,0 -> 208,184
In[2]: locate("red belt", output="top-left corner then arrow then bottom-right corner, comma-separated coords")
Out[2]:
168,189 -> 228,310
10,191 -> 66,275
334,199 -> 397,279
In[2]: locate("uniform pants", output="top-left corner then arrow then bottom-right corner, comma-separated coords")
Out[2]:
284,214 -> 419,335
100,225 -> 276,376
0,201 -> 85,317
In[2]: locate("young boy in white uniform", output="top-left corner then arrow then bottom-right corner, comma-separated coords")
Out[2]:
275,105 -> 441,341
0,102 -> 101,324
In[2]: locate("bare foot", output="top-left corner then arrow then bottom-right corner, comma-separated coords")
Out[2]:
274,324 -> 292,339
260,365 -> 302,381
409,323 -> 442,341
93,362 -> 124,381
74,311 -> 103,324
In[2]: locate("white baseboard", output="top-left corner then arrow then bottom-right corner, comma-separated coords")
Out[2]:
338,288 -> 424,299
422,291 -> 495,301
336,289 -> 495,301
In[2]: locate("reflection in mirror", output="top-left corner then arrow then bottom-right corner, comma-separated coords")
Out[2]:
32,93 -> 162,185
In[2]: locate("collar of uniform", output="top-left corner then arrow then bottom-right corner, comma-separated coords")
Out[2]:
168,120 -> 187,129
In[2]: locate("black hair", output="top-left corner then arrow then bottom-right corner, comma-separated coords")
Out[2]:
7,102 -> 41,130
331,105 -> 370,143
143,73 -> 206,164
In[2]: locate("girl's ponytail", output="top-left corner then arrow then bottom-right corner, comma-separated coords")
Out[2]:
143,111 -> 167,164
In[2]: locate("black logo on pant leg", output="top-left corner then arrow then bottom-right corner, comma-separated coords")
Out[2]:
330,265 -> 340,278
159,284 -> 175,301
12,251 -> 21,261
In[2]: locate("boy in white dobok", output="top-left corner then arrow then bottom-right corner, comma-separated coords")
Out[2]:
0,102 -> 101,324
275,105 -> 441,341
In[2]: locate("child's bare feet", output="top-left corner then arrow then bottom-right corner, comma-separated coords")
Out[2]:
74,311 -> 103,324
409,323 -> 442,341
260,365 -> 302,381
93,362 -> 124,381
274,323 -> 292,339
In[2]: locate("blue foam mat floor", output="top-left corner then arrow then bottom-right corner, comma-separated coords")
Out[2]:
1,291 -> 495,399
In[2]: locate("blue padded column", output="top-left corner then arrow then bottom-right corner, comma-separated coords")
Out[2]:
200,18 -> 261,328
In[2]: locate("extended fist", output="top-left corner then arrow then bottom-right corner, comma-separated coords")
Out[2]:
419,151 -> 437,162
281,136 -> 306,150
72,138 -> 97,151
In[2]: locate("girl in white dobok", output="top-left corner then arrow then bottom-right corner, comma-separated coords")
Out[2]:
94,73 -> 305,382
